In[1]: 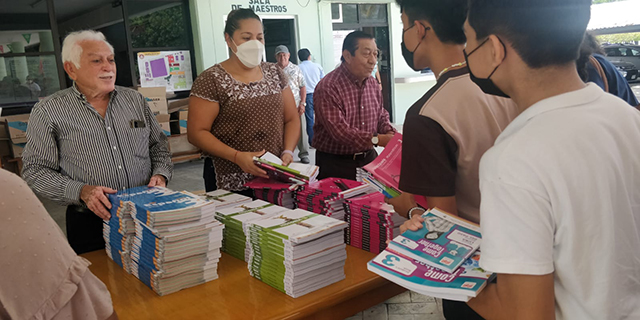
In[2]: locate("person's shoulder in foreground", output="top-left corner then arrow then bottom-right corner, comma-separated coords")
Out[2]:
0,169 -> 117,320
464,0 -> 640,319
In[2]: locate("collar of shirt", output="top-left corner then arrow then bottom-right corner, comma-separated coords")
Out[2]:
71,81 -> 118,102
497,83 -> 601,145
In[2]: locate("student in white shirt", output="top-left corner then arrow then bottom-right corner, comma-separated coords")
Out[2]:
463,0 -> 640,319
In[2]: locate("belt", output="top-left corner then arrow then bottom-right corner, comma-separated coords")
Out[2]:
320,149 -> 374,161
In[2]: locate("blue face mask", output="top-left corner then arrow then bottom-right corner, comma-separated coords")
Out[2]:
464,37 -> 510,98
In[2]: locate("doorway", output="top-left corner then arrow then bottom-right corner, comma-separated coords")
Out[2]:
263,18 -> 298,64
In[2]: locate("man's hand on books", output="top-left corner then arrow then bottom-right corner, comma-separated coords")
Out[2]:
237,150 -> 269,178
80,185 -> 117,220
147,174 -> 167,188
377,133 -> 395,147
400,214 -> 424,234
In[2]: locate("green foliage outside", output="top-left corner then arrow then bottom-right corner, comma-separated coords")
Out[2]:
130,5 -> 187,49
592,0 -> 625,4
597,32 -> 640,45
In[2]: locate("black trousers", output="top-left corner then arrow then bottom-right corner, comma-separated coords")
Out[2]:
315,149 -> 378,181
443,299 -> 485,319
66,205 -> 105,255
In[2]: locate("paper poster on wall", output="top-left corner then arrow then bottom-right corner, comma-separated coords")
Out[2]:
332,30 -> 355,69
137,51 -> 193,92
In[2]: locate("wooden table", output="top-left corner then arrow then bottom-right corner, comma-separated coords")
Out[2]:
83,246 -> 405,320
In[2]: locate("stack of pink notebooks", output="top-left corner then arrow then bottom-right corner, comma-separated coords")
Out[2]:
244,178 -> 298,209
344,192 -> 407,254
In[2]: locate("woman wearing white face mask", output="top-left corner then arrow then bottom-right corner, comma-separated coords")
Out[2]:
188,9 -> 300,196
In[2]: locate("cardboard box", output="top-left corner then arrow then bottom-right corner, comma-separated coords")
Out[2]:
179,110 -> 188,134
167,98 -> 189,114
2,114 -> 30,143
168,134 -> 198,155
155,114 -> 171,136
11,142 -> 25,158
138,87 -> 168,115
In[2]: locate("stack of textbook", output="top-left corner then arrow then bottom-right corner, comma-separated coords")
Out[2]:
368,208 -> 493,302
198,189 -> 252,209
244,209 -> 348,298
294,178 -> 365,219
253,152 -> 319,185
245,178 -> 298,209
104,191 -> 137,272
214,200 -> 291,261
106,187 -> 225,296
343,192 -> 406,254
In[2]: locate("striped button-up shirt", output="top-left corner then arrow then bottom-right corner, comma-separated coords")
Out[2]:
312,63 -> 395,154
22,84 -> 173,206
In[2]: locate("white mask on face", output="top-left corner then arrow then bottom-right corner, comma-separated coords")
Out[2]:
231,39 -> 264,68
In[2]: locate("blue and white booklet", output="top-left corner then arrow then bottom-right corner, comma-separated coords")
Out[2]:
368,248 -> 494,302
387,208 -> 481,273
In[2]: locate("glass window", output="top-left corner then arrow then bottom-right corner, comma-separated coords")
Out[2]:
359,5 -> 387,24
128,1 -> 188,49
341,4 -> 358,24
0,55 -> 60,105
331,4 -> 342,21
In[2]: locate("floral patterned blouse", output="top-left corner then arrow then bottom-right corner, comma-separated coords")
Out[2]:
190,62 -> 288,191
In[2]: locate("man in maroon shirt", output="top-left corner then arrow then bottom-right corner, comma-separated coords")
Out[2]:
312,31 -> 396,180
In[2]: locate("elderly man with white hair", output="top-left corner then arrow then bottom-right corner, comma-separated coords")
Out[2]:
22,30 -> 173,254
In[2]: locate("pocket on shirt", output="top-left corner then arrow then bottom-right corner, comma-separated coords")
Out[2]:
127,127 -> 151,159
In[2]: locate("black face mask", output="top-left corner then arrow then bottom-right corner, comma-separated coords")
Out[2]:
464,37 -> 510,98
401,24 -> 428,71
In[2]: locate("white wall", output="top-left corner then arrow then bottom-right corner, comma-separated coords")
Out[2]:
189,0 -> 435,125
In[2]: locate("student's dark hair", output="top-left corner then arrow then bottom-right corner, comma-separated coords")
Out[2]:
577,32 -> 605,82
298,48 -> 311,61
341,31 -> 375,62
468,0 -> 591,68
224,9 -> 261,37
395,0 -> 467,45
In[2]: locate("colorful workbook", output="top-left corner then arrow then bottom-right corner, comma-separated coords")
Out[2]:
253,151 -> 319,184
368,248 -> 494,302
387,208 -> 481,273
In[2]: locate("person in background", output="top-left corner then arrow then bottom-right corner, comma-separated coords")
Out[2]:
577,32 -> 639,108
387,1 -> 518,318
23,74 -> 41,99
372,61 -> 383,91
22,30 -> 172,255
275,45 -> 310,164
463,0 -> 640,318
297,48 -> 324,144
312,31 -> 396,180
0,169 -> 118,320
188,9 -> 300,196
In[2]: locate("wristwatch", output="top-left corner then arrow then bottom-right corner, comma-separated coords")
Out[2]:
371,133 -> 379,147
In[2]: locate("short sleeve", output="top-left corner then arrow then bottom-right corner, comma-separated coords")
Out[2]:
479,178 -> 555,275
298,68 -> 306,88
399,114 -> 457,196
190,68 -> 219,102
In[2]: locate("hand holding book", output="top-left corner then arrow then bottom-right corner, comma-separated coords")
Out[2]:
236,150 -> 269,178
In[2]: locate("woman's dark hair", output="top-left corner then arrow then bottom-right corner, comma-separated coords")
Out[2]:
577,32 -> 605,82
298,49 -> 311,61
224,9 -> 261,37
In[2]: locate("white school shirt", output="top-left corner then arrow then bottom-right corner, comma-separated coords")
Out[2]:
479,83 -> 640,320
